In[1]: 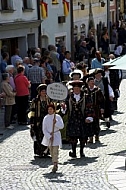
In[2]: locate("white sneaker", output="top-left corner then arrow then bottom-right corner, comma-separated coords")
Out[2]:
7,125 -> 14,129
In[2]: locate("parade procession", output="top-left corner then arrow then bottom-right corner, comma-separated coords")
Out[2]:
1,0 -> 126,189
0,46 -> 124,173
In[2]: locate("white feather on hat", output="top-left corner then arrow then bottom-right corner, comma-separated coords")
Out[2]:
69,69 -> 83,79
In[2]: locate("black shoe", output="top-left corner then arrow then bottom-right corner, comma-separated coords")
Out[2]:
80,153 -> 85,158
69,151 -> 76,158
18,122 -> 29,125
109,116 -> 113,121
10,121 -> 16,124
106,122 -> 110,128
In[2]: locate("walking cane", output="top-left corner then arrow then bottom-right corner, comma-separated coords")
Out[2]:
50,102 -> 57,146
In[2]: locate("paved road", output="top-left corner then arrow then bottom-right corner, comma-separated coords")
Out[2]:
0,77 -> 126,190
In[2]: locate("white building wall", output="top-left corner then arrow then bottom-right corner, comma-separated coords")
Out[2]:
0,0 -> 38,23
41,1 -> 71,51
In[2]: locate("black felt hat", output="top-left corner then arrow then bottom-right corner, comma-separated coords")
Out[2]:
69,80 -> 84,87
94,68 -> 104,75
37,84 -> 47,92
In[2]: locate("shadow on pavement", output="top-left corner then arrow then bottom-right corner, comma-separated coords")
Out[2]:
43,172 -> 70,183
115,166 -> 126,171
62,156 -> 98,166
0,125 -> 29,143
113,111 -> 124,115
110,120 -> 122,126
108,149 -> 126,157
86,141 -> 107,149
100,128 -> 117,137
30,156 -> 52,168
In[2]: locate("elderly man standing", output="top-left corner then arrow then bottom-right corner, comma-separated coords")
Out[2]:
49,45 -> 61,82
28,58 -> 46,100
78,41 -> 90,62
22,57 -> 30,77
91,51 -> 105,69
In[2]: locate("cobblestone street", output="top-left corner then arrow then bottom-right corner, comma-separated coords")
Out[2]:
0,78 -> 126,190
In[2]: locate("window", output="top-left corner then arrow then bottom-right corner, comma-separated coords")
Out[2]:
22,0 -> 33,9
1,0 -> 13,10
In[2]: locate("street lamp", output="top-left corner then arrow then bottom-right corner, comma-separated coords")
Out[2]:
99,0 -> 106,7
78,2 -> 85,10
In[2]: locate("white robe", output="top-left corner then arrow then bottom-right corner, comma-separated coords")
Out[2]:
41,114 -> 64,148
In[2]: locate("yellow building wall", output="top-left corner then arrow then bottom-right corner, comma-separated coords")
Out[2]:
120,0 -> 124,13
74,5 -> 106,20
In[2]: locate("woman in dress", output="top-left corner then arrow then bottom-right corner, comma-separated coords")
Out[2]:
29,84 -> 51,157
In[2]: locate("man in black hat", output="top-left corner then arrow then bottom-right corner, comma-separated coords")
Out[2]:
94,68 -> 114,128
84,76 -> 105,143
65,80 -> 87,158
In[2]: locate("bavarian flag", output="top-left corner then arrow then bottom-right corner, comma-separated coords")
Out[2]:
41,2 -> 48,18
63,0 -> 69,16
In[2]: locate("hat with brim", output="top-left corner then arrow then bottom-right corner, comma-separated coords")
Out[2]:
69,69 -> 83,79
37,84 -> 47,92
69,80 -> 84,87
94,68 -> 104,75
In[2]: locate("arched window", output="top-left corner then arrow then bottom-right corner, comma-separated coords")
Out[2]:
80,24 -> 86,36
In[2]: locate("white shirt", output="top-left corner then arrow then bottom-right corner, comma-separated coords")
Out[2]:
74,93 -> 80,102
42,114 -> 64,147
105,70 -> 110,83
108,84 -> 114,98
114,45 -> 122,56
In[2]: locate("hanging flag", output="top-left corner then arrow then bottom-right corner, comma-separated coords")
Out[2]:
40,2 -> 48,18
63,0 -> 69,16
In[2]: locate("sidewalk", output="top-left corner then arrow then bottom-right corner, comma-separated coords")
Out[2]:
107,72 -> 126,190
107,152 -> 126,190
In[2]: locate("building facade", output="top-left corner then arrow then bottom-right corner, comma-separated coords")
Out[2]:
0,0 -> 40,58
73,0 -> 107,40
41,0 -> 71,51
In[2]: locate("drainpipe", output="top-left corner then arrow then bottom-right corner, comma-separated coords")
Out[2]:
37,0 -> 42,49
70,0 -> 74,61
107,0 -> 110,37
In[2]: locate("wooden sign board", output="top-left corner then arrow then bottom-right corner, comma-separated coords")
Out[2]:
47,83 -> 68,101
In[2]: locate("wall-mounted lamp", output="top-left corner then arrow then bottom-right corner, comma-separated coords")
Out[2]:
99,0 -> 106,7
78,2 -> 85,10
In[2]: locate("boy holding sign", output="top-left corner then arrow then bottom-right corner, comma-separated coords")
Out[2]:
42,103 -> 64,173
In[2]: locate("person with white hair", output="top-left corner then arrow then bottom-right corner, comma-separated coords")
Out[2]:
1,73 -> 16,129
34,52 -> 41,60
6,65 -> 15,90
6,65 -> 17,124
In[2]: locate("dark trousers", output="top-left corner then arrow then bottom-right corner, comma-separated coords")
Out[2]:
31,83 -> 40,100
4,105 -> 12,127
16,95 -> 29,123
55,71 -> 61,82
